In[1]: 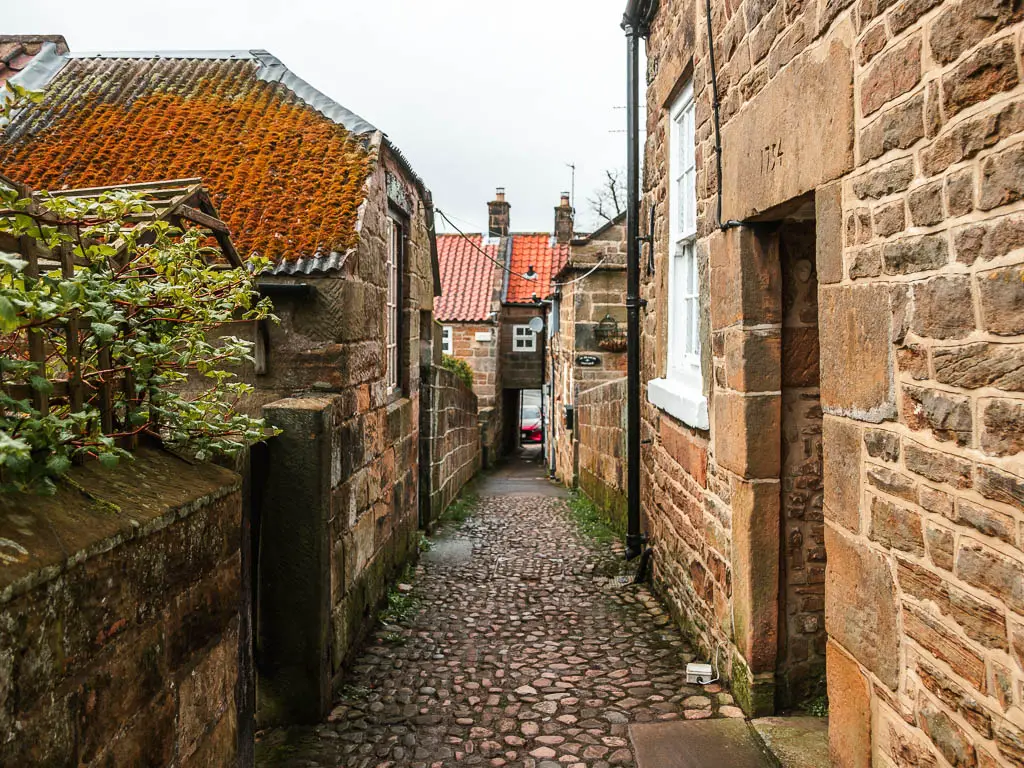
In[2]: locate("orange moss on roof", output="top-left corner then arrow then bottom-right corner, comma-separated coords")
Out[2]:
0,67 -> 373,264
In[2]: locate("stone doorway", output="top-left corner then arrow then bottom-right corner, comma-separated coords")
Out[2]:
776,220 -> 826,711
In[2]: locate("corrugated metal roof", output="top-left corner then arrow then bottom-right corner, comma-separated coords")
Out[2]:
0,50 -> 379,273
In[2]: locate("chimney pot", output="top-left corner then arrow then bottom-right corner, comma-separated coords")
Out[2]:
488,188 -> 511,237
554,192 -> 574,245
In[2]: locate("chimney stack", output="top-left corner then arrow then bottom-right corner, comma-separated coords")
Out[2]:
488,187 -> 511,237
554,192 -> 574,244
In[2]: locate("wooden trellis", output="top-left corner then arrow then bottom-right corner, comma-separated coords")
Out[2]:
0,175 -> 240,449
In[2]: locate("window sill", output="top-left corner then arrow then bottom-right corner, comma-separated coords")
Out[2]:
647,377 -> 709,431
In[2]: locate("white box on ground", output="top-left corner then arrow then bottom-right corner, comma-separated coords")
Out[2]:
686,662 -> 714,685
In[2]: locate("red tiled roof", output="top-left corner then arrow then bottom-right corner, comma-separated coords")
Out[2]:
436,234 -> 499,322
0,36 -> 67,87
506,234 -> 569,304
0,54 -> 373,270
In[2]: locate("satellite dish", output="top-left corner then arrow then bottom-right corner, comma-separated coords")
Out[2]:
528,316 -> 545,333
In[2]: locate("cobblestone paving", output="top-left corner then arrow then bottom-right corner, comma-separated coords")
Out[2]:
257,487 -> 740,768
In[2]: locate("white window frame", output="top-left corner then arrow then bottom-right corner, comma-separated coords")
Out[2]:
385,216 -> 402,393
513,324 -> 537,353
648,81 -> 709,430
441,325 -> 453,355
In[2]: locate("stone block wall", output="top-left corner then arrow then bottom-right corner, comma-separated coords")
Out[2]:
0,449 -> 245,766
447,322 -> 500,409
258,392 -> 420,726
642,0 -> 1024,757
576,378 -> 629,535
421,364 -> 482,529
551,220 -> 628,488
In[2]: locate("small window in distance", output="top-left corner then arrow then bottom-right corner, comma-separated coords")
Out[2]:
513,324 -> 537,352
386,216 -> 402,393
441,325 -> 453,355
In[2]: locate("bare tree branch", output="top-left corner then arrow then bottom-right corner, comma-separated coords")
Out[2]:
587,168 -> 626,224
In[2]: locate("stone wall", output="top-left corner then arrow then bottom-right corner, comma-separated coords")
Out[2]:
576,378 -> 629,535
551,220 -> 628,487
258,394 -> 419,725
642,0 -> 1024,759
447,322 -> 500,409
421,364 -> 482,529
0,449 -> 245,766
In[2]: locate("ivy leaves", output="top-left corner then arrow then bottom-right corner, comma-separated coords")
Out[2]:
0,183 -> 278,493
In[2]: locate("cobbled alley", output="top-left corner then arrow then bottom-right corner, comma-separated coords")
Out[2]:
256,456 -> 741,768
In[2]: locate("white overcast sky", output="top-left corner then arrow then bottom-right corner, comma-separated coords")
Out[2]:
6,0 -> 633,233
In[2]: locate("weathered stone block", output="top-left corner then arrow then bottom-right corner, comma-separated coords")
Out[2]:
714,392 -> 781,479
852,157 -> 915,199
933,342 -> 1024,390
824,416 -> 862,532
942,38 -> 1019,118
981,398 -> 1024,457
911,275 -> 974,339
870,495 -> 925,553
903,384 -> 973,445
908,180 -> 945,227
930,0 -> 1024,64
862,35 -> 922,116
926,522 -> 956,570
904,440 -> 973,488
979,129 -> 1024,211
731,478 -> 781,675
873,201 -> 906,238
724,327 -> 782,392
867,463 -> 918,501
977,264 -> 1024,335
825,525 -> 900,688
826,641 -> 871,768
918,699 -> 977,767
905,604 -> 987,689
945,168 -> 975,217
721,26 -> 854,219
820,284 -> 895,420
859,93 -> 925,163
883,234 -> 949,275
976,463 -> 1024,511
956,539 -> 1024,614
816,180 -> 844,284
865,428 -> 900,462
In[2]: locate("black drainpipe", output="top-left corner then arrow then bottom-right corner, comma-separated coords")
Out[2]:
621,0 -> 654,562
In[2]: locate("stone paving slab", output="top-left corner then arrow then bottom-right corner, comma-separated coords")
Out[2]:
630,720 -> 775,768
751,716 -> 829,768
257,485 -> 738,767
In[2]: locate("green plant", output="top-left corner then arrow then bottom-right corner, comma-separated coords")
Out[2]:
804,695 -> 829,718
0,171 -> 277,493
442,487 -> 478,525
567,491 -> 619,545
379,587 -> 418,626
441,353 -> 474,391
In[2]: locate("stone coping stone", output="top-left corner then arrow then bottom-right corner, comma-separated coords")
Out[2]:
0,445 -> 239,603
752,716 -> 830,768
630,719 -> 776,768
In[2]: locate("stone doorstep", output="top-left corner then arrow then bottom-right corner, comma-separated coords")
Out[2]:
751,716 -> 830,768
630,719 -> 778,768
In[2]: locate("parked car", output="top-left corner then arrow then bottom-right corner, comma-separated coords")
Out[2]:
520,405 -> 543,444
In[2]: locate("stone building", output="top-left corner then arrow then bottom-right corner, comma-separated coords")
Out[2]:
436,189 -> 570,454
550,213 -> 628,487
625,0 -> 1024,762
0,39 -> 446,725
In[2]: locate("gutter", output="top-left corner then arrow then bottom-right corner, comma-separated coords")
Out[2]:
620,0 -> 657,565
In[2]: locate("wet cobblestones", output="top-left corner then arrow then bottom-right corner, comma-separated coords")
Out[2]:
256,491 -> 737,768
